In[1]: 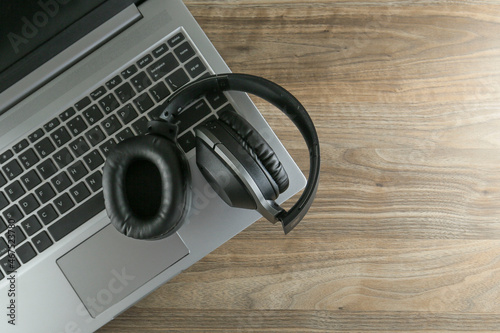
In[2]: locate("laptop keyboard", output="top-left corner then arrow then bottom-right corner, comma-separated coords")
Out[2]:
0,29 -> 235,281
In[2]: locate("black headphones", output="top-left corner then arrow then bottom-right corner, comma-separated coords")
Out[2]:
102,73 -> 320,240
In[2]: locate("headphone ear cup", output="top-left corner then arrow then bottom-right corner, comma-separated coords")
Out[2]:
218,110 -> 289,194
195,115 -> 283,212
103,135 -> 191,240
196,136 -> 257,210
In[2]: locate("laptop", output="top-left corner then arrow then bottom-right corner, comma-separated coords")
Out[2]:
0,1 -> 306,331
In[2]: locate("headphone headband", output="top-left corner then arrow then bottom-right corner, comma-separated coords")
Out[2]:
161,73 -> 320,234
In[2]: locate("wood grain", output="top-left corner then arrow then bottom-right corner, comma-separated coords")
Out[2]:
100,1 -> 500,332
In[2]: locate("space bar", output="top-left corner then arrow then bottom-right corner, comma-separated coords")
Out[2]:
48,192 -> 105,242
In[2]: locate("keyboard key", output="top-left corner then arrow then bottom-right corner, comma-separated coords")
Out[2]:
67,161 -> 88,182
12,139 -> 29,154
116,128 -> 134,142
132,117 -> 149,135
12,225 -> 26,245
32,231 -> 53,253
44,118 -> 60,132
131,72 -> 152,92
51,126 -> 71,147
36,159 -> 57,180
206,92 -> 228,110
147,53 -> 178,81
53,148 -> 74,168
99,139 -> 116,157
150,81 -> 170,102
166,68 -> 190,91
3,205 -> 24,224
20,170 -> 41,191
105,75 -> 122,90
28,128 -> 45,143
75,96 -> 91,111
174,41 -> 195,63
38,204 -> 58,225
67,115 -> 88,136
5,181 -> 25,201
16,242 -> 36,264
86,171 -> 102,192
0,193 -> 8,211
178,131 -> 196,153
34,137 -> 55,158
53,193 -> 74,214
121,64 -> 138,79
217,103 -> 235,119
85,126 -> 106,146
152,43 -> 168,57
21,215 -> 42,236
2,159 -> 23,180
69,182 -> 91,203
134,92 -> 155,112
83,105 -> 104,125
0,150 -> 13,164
137,54 -> 153,68
90,86 -> 106,100
177,100 -> 211,133
51,172 -> 72,192
101,115 -> 122,135
168,32 -> 185,47
69,137 -> 90,157
18,148 -> 39,170
148,104 -> 165,120
115,82 -> 136,103
35,183 -> 56,204
48,191 -> 104,241
19,193 -> 39,215
59,107 -> 76,122
117,104 -> 138,124
3,205 -> 23,224
83,150 -> 104,171
0,254 -> 21,274
0,237 -> 8,257
185,57 -> 206,78
99,93 -> 120,114
0,172 -> 5,187
19,148 -> 39,169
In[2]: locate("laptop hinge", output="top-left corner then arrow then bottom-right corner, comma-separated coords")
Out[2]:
0,4 -> 142,114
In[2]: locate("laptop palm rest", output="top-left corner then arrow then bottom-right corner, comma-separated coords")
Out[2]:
57,224 -> 189,318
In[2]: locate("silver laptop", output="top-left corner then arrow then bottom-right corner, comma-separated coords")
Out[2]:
0,1 -> 306,331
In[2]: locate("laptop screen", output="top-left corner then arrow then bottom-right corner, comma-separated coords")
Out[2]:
0,0 -> 107,74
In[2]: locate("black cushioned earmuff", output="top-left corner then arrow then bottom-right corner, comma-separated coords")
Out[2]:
103,131 -> 191,240
103,73 -> 320,238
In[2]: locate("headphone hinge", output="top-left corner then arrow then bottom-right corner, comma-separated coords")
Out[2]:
147,119 -> 179,142
216,75 -> 230,91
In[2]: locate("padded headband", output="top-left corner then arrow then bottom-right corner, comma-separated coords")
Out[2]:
161,73 -> 320,234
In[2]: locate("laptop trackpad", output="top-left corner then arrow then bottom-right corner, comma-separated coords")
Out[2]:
57,224 -> 189,318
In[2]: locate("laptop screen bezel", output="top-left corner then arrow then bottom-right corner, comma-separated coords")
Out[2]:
0,0 -> 143,96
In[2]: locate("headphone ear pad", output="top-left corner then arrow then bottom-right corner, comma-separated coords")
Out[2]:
103,135 -> 191,240
218,110 -> 289,194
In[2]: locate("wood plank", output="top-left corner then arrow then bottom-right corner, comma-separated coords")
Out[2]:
100,309 -> 500,332
133,238 -> 500,313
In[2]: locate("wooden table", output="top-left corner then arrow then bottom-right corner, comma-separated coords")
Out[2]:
100,1 -> 500,331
